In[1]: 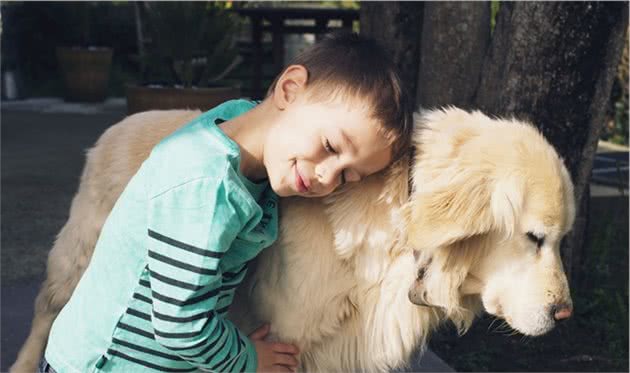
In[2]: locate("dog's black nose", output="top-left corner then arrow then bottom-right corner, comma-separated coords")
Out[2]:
550,303 -> 572,322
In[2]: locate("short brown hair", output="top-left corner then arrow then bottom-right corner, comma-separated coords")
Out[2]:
267,31 -> 413,161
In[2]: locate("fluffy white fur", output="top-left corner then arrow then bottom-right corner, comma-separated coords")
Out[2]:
11,107 -> 575,373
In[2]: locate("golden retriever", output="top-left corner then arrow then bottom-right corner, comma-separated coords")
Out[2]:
11,107 -> 575,373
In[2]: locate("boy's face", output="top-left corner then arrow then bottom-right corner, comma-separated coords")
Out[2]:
264,94 -> 393,197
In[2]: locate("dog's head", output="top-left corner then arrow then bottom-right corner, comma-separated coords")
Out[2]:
405,108 -> 576,336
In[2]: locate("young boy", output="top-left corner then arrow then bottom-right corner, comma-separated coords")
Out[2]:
43,32 -> 412,373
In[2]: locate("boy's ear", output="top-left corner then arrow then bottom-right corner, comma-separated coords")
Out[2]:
273,65 -> 308,110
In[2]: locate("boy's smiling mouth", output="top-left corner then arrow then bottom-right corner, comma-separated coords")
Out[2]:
294,164 -> 310,193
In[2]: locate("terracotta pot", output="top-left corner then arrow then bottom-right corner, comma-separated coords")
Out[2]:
56,47 -> 113,102
125,85 -> 241,115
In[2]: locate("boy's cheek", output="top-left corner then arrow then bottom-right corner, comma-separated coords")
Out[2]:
268,174 -> 294,197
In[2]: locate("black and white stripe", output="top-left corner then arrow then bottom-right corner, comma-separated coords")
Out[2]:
107,349 -> 196,372
148,251 -> 217,276
148,230 -> 223,259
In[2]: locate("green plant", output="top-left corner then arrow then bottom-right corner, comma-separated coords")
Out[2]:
611,93 -> 629,145
602,30 -> 629,146
490,1 -> 500,32
55,2 -> 100,47
141,1 -> 242,88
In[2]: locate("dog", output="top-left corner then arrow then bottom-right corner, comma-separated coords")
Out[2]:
11,107 -> 575,372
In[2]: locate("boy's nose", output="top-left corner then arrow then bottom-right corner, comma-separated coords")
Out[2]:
315,171 -> 333,191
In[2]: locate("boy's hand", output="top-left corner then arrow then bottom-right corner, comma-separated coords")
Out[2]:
249,324 -> 300,373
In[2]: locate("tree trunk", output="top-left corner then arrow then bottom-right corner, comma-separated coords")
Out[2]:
416,2 -> 491,109
360,2 -> 423,103
474,2 -> 629,281
360,1 -> 627,282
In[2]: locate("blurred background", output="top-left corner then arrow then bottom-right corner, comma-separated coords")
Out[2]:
1,1 -> 628,372
0,1 -> 360,108
1,1 -> 627,147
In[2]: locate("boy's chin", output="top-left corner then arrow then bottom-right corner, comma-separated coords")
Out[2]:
268,180 -> 293,197
277,189 -> 308,198
273,186 -> 311,198
275,190 -> 294,197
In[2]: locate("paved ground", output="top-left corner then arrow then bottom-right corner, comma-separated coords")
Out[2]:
1,99 -> 454,372
593,140 -> 629,195
2,106 -> 126,371
592,140 -> 629,198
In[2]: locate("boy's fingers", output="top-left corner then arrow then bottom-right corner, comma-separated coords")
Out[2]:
249,324 -> 270,340
274,353 -> 299,367
271,342 -> 299,355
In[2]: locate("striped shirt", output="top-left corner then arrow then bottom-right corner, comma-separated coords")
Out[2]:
45,100 -> 278,372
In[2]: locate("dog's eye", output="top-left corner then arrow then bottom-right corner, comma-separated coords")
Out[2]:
526,232 -> 545,248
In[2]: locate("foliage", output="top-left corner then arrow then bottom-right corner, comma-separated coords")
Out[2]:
42,2 -> 118,47
490,1 -> 500,32
321,1 -> 359,9
1,2 -> 138,97
140,2 -> 242,88
242,1 -> 358,9
602,31 -> 629,146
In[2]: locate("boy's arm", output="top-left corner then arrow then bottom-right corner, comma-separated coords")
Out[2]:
147,174 -> 258,372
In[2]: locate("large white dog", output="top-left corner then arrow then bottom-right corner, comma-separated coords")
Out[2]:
11,107 -> 575,373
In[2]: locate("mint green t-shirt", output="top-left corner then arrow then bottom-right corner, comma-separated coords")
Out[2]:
46,99 -> 278,373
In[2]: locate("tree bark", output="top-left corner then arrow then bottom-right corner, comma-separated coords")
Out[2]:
474,2 -> 629,281
360,1 -> 627,282
416,2 -> 491,109
360,2 -> 423,103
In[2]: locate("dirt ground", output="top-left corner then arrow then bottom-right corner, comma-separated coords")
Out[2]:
430,194 -> 629,372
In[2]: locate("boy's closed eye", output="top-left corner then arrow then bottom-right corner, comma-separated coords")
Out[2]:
323,138 -> 345,185
324,138 -> 356,185
324,138 -> 338,154
323,138 -> 365,185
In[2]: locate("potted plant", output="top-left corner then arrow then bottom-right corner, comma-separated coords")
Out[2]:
126,2 -> 242,114
56,2 -> 113,102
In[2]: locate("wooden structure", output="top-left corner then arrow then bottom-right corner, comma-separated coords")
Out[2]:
234,7 -> 359,98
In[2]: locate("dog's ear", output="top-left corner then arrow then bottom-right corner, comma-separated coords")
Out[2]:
490,175 -> 524,238
406,171 -> 523,251
405,171 -> 523,333
405,172 -> 493,251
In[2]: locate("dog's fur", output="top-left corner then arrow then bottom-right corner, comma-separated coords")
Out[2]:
11,108 -> 575,373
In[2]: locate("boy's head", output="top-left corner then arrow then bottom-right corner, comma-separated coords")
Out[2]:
262,31 -> 413,197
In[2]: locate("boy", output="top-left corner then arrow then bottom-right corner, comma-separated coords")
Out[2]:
43,32 -> 412,373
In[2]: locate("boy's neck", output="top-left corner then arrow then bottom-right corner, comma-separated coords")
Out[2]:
219,100 -> 274,183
